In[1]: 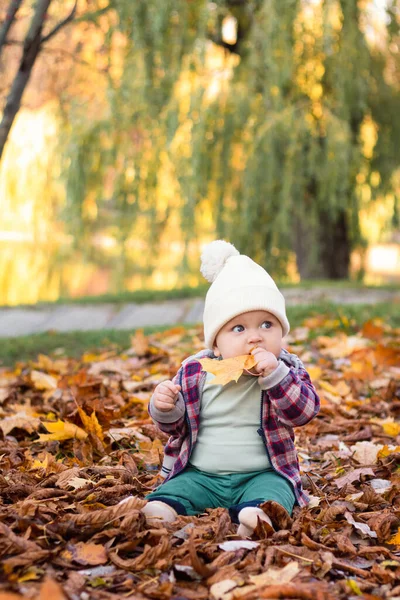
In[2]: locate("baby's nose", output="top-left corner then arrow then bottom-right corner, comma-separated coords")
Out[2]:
248,331 -> 262,343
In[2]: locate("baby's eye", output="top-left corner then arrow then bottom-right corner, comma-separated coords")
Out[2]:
261,321 -> 272,329
232,325 -> 244,333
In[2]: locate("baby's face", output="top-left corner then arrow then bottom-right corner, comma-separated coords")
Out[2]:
213,310 -> 283,360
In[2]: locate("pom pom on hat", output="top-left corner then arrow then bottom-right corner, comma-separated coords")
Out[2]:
200,239 -> 290,348
200,240 -> 240,283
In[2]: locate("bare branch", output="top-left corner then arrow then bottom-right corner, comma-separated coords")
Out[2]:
0,0 -> 24,58
41,0 -> 78,44
73,3 -> 115,24
0,0 -> 51,161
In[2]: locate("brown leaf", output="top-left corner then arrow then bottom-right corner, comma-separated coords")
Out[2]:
367,510 -> 399,541
189,530 -> 217,578
326,533 -> 357,555
109,536 -> 170,571
334,467 -> 374,488
0,410 -> 41,435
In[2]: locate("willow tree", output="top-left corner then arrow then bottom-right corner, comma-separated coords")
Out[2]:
63,0 -> 211,289
64,0 -> 400,285
191,0 -> 400,278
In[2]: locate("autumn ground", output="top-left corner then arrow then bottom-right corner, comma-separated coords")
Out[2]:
0,312 -> 399,600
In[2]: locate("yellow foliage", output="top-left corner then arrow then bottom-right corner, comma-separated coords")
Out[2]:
77,407 -> 104,443
371,418 -> 400,437
306,366 -> 322,380
38,420 -> 88,442
198,354 -> 257,386
388,528 -> 400,546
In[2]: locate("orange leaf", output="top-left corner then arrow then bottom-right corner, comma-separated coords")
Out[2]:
77,406 -> 104,442
361,319 -> 384,340
198,355 -> 257,386
69,542 -> 108,566
387,527 -> 400,547
36,578 -> 66,600
130,329 -> 150,356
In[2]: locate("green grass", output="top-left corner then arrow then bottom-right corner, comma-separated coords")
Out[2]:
1,279 -> 399,309
1,302 -> 398,367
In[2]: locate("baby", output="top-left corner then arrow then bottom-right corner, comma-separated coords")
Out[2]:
143,240 -> 319,536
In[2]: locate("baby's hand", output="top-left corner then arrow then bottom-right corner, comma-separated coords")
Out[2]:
251,347 -> 278,377
153,380 -> 182,412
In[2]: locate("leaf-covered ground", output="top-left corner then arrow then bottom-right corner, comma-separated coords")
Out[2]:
0,317 -> 399,600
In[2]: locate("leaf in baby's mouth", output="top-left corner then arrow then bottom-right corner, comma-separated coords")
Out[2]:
197,355 -> 257,386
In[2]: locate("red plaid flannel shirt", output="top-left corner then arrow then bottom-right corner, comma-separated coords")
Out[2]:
149,349 -> 320,506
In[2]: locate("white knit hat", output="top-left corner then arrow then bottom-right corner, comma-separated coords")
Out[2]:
200,240 -> 290,349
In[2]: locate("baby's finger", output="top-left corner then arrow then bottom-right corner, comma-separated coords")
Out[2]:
155,400 -> 176,412
157,391 -> 178,403
162,381 -> 181,395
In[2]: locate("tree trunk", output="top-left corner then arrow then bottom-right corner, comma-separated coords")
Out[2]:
0,0 -> 23,60
0,0 -> 52,161
317,209 -> 351,279
294,209 -> 350,280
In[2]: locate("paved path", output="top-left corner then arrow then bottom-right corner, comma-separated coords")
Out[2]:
0,287 -> 398,338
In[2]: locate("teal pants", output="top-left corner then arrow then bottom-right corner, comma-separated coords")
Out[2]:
146,466 -> 295,522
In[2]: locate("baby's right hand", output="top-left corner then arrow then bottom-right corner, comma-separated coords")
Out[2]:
152,380 -> 182,412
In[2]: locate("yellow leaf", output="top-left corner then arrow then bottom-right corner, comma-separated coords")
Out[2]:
371,417 -> 400,437
77,407 -> 104,442
17,567 -> 42,583
378,445 -> 400,459
198,355 -> 257,386
31,455 -> 50,470
347,579 -> 363,596
318,379 -> 351,398
388,527 -> 400,546
38,420 -> 88,442
318,380 -> 340,396
306,366 -> 322,380
30,370 -> 58,391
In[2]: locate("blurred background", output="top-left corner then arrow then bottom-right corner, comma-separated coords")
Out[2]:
0,0 -> 399,307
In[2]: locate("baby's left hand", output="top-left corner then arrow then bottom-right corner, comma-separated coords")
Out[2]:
251,347 -> 279,377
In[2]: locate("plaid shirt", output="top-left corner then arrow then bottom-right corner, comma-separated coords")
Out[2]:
149,349 -> 320,506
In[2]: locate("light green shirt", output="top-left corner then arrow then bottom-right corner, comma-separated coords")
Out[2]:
189,372 -> 271,474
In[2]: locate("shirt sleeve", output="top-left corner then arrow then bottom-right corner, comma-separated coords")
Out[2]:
265,364 -> 320,427
148,369 -> 187,434
149,393 -> 186,424
258,360 -> 291,390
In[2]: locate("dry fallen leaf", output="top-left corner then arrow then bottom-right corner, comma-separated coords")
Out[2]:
351,441 -> 384,465
0,315 -> 399,599
130,329 -> 150,356
37,420 -> 88,442
30,370 -> 58,391
0,410 -> 41,435
77,406 -> 104,442
198,354 -> 257,386
36,577 -> 66,600
334,467 -> 374,489
344,512 -> 378,539
68,542 -> 108,566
